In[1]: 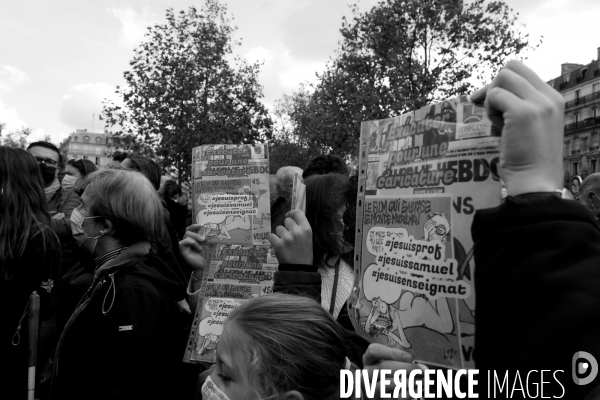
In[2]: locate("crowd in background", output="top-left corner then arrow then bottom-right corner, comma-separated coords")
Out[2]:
2,60 -> 600,400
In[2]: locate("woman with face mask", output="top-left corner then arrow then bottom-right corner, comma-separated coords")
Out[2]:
51,169 -> 191,400
62,158 -> 97,194
0,146 -> 61,399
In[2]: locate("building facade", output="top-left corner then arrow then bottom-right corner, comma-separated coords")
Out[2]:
548,48 -> 600,184
59,129 -> 119,167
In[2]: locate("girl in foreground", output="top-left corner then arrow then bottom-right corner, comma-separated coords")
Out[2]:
201,293 -> 347,400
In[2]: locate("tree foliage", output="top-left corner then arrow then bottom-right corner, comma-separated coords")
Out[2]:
0,124 -> 31,149
279,0 -> 539,160
102,1 -> 272,182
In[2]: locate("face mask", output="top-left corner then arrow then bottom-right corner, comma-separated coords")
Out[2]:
201,376 -> 279,400
202,376 -> 230,400
62,174 -> 78,191
70,208 -> 103,254
39,163 -> 57,186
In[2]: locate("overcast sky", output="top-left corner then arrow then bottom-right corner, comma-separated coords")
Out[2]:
1,0 -> 599,144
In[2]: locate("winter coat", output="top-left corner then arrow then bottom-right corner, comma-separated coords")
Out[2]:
473,194 -> 600,399
51,242 -> 192,400
1,228 -> 60,400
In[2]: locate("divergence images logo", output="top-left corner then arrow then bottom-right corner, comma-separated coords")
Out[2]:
572,351 -> 598,386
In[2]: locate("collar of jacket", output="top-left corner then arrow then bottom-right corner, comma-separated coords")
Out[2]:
52,241 -> 151,382
93,241 -> 151,280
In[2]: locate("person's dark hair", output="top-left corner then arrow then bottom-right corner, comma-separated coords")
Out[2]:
159,179 -> 182,202
112,151 -> 128,162
225,293 -> 347,400
124,155 -> 162,191
67,158 -> 98,177
341,173 -> 359,265
0,146 -> 59,279
305,173 -> 349,265
27,141 -> 62,165
302,154 -> 349,179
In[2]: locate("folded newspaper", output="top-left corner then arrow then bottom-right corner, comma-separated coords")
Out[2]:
347,96 -> 501,369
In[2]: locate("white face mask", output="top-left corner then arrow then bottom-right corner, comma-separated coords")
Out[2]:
201,375 -> 280,400
61,174 -> 78,191
202,376 -> 231,400
70,207 -> 103,254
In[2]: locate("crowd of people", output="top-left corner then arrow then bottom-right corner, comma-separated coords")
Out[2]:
2,60 -> 600,400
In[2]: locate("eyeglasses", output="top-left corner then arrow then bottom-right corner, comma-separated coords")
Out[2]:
34,156 -> 59,168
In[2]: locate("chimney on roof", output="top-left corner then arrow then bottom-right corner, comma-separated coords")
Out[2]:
597,47 -> 600,61
561,63 -> 584,76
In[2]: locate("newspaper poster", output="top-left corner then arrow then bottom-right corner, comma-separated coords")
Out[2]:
187,283 -> 263,363
191,144 -> 271,246
184,243 -> 278,364
349,96 -> 501,369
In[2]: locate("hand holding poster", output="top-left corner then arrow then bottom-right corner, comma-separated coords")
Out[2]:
348,96 -> 500,369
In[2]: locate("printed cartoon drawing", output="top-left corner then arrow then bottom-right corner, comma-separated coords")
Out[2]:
362,210 -> 455,349
363,290 -> 454,349
196,333 -> 219,356
423,213 -> 451,243
195,209 -> 251,241
364,297 -> 410,348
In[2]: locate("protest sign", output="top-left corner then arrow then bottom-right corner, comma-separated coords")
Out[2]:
191,144 -> 271,245
291,172 -> 306,213
185,144 -> 277,365
348,96 -> 501,369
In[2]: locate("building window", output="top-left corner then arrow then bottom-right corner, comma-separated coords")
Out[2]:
594,108 -> 598,119
564,141 -> 570,157
594,83 -> 599,93
73,136 -> 78,142
582,137 -> 589,152
592,159 -> 598,173
576,89 -> 580,99
573,162 -> 579,175
96,137 -> 102,144
593,133 -> 599,149
574,137 -> 580,153
575,113 -> 580,125
95,157 -> 100,165
83,136 -> 90,143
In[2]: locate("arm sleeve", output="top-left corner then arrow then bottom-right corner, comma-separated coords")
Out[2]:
274,263 -> 322,302
473,195 -> 600,397
51,192 -> 81,238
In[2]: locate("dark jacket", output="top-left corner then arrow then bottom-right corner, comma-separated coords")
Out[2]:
273,262 -> 369,367
47,186 -> 81,239
52,242 -> 191,400
1,228 -> 60,400
473,194 -> 600,399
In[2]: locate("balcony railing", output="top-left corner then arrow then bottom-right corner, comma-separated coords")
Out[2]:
565,91 -> 600,110
565,117 -> 600,133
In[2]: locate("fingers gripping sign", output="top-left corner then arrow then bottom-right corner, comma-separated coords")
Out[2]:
471,60 -> 565,197
179,225 -> 210,272
269,209 -> 313,265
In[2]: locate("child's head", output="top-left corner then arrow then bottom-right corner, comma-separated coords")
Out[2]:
206,293 -> 347,400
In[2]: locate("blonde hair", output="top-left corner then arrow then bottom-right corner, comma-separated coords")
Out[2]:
85,169 -> 165,245
225,293 -> 347,400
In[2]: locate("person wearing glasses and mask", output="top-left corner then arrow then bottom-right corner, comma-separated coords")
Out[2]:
578,173 -> 600,229
27,141 -> 81,238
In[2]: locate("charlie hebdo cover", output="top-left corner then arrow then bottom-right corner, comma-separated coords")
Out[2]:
184,144 -> 276,364
348,96 -> 501,369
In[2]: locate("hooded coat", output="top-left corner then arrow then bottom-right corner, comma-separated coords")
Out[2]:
51,242 -> 191,400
